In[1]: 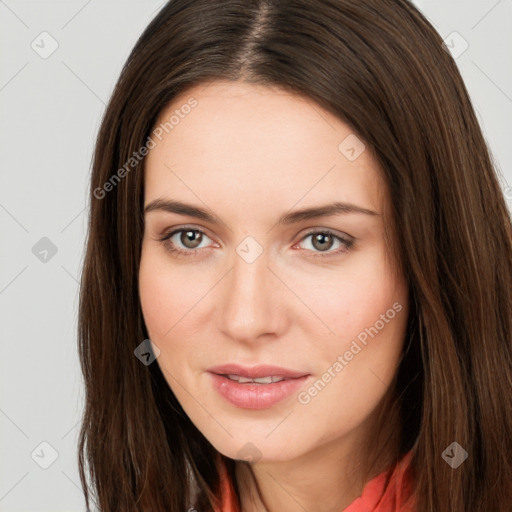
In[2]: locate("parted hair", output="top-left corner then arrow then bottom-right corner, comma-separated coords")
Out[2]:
78,0 -> 512,510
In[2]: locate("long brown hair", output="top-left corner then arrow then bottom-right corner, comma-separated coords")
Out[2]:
78,0 -> 512,510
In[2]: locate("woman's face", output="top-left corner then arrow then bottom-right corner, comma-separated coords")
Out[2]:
139,80 -> 409,463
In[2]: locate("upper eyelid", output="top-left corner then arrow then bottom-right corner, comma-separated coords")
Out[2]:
162,225 -> 216,243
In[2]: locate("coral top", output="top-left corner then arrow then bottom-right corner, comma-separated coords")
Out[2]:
214,450 -> 415,512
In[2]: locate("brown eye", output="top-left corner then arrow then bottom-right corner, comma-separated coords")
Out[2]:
296,229 -> 354,259
158,227 -> 215,258
311,232 -> 334,252
180,229 -> 203,249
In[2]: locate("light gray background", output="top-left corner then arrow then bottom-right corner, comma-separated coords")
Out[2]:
1,1 -> 511,510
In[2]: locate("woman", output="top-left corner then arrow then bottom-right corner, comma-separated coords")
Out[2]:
78,1 -> 512,511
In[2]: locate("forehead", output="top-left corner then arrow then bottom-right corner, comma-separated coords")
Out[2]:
144,80 -> 386,215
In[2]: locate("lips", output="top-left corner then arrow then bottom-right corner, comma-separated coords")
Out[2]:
207,363 -> 311,409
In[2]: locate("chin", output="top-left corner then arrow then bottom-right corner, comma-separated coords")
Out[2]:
203,428 -> 306,464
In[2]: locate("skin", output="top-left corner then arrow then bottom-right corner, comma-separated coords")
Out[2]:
139,80 -> 409,512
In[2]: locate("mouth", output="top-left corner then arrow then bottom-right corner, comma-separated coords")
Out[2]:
207,364 -> 311,409
207,363 -> 309,380
222,374 -> 288,384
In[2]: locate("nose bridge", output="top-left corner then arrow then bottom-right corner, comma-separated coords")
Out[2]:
217,242 -> 284,342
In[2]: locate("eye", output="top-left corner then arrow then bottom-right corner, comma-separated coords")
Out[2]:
158,226 -> 216,257
295,229 -> 354,259
157,226 -> 354,259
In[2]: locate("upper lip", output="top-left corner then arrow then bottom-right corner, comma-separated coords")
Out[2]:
207,364 -> 309,379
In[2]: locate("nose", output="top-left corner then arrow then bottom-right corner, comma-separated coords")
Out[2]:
216,246 -> 289,344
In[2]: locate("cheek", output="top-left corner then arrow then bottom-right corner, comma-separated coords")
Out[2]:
138,258 -> 171,341
138,249 -> 211,390
138,246 -> 211,341
293,245 -> 406,350
293,281 -> 408,446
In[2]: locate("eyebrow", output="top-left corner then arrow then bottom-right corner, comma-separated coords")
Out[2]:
143,198 -> 378,226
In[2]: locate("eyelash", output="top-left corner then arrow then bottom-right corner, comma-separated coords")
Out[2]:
158,225 -> 354,260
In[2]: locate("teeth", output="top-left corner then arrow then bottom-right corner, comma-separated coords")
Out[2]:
253,376 -> 273,384
226,374 -> 286,384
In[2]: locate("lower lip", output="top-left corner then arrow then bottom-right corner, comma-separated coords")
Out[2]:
208,372 -> 310,410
